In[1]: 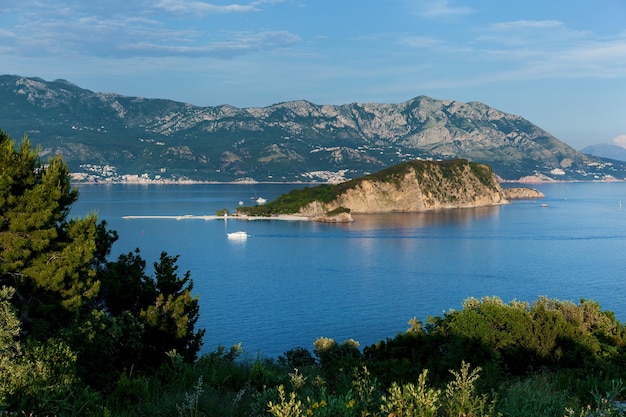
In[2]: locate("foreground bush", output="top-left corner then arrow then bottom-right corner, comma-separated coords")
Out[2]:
2,296 -> 626,416
266,362 -> 498,417
365,296 -> 626,394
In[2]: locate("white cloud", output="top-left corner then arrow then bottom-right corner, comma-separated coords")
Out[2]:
123,30 -> 300,58
413,0 -> 473,19
401,36 -> 445,49
2,0 -> 298,60
0,28 -> 17,38
479,19 -> 588,47
613,135 -> 626,149
465,19 -> 626,81
488,20 -> 564,31
154,0 -> 258,15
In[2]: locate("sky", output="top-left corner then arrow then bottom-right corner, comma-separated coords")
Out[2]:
1,0 -> 625,150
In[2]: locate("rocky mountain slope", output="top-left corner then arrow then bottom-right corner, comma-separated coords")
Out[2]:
300,159 -> 508,222
1,75 -> 624,182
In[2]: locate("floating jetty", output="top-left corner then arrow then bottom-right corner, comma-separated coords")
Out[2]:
122,215 -> 221,220
122,214 -> 309,221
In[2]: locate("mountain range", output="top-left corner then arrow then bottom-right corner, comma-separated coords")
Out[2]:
1,74 -> 624,183
581,143 -> 626,162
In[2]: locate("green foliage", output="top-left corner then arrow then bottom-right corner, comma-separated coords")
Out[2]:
0,335 -> 103,415
267,385 -> 305,417
3,288 -> 625,416
108,372 -> 150,413
325,206 -> 350,216
439,296 -> 537,372
141,252 -> 205,366
249,358 -> 284,391
363,295 -> 626,403
470,162 -> 499,189
351,366 -> 383,416
0,131 -> 100,326
380,369 -> 441,417
196,343 -> 250,392
0,286 -> 22,407
444,361 -> 498,417
216,208 -> 230,217
0,131 -> 209,414
279,347 -> 317,369
498,371 -> 571,417
97,249 -> 154,316
62,308 -> 144,390
424,296 -> 626,379
566,379 -> 626,417
95,250 -> 205,374
177,375 -> 204,417
264,361 -> 498,417
239,184 -> 340,216
313,338 -> 363,391
363,323 -> 446,387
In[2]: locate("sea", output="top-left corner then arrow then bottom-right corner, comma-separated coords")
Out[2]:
70,182 -> 626,358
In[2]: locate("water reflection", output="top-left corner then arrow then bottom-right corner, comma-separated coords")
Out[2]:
347,206 -> 501,231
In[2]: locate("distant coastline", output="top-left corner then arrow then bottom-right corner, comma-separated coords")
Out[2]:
72,178 -> 624,185
71,177 -> 325,186
69,166 -> 625,186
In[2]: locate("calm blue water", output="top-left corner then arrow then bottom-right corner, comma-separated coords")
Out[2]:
71,182 -> 626,358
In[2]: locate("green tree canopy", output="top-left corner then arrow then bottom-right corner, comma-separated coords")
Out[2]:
0,130 -> 205,401
0,131 -> 100,335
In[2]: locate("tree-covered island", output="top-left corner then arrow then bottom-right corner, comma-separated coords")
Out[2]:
1,130 -> 624,417
237,159 -> 509,222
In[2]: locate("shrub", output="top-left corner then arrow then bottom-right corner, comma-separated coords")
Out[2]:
314,338 -> 363,391
443,361 -> 498,417
326,206 -> 350,216
267,385 -> 305,417
380,369 -> 441,417
279,347 -> 317,369
566,379 -> 626,417
498,371 -> 571,417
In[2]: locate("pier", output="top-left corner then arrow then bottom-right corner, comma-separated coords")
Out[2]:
122,214 -> 310,221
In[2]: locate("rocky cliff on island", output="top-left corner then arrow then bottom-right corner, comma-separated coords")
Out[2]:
238,159 -> 510,222
502,187 -> 545,200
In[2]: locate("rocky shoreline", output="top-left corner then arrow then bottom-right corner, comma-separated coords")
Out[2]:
502,187 -> 545,200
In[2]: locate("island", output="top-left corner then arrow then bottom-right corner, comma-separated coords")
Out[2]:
237,159 -> 512,222
502,187 -> 545,200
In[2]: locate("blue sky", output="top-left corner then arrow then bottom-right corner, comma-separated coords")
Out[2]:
1,0 -> 625,149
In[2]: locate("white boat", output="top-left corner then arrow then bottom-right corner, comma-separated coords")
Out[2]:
227,231 -> 248,240
255,197 -> 267,204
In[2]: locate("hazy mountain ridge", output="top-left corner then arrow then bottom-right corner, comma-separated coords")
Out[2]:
581,143 -> 626,162
1,74 -> 624,183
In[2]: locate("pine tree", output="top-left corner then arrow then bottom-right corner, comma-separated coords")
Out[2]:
0,130 -> 205,392
0,131 -> 100,336
142,252 -> 205,364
